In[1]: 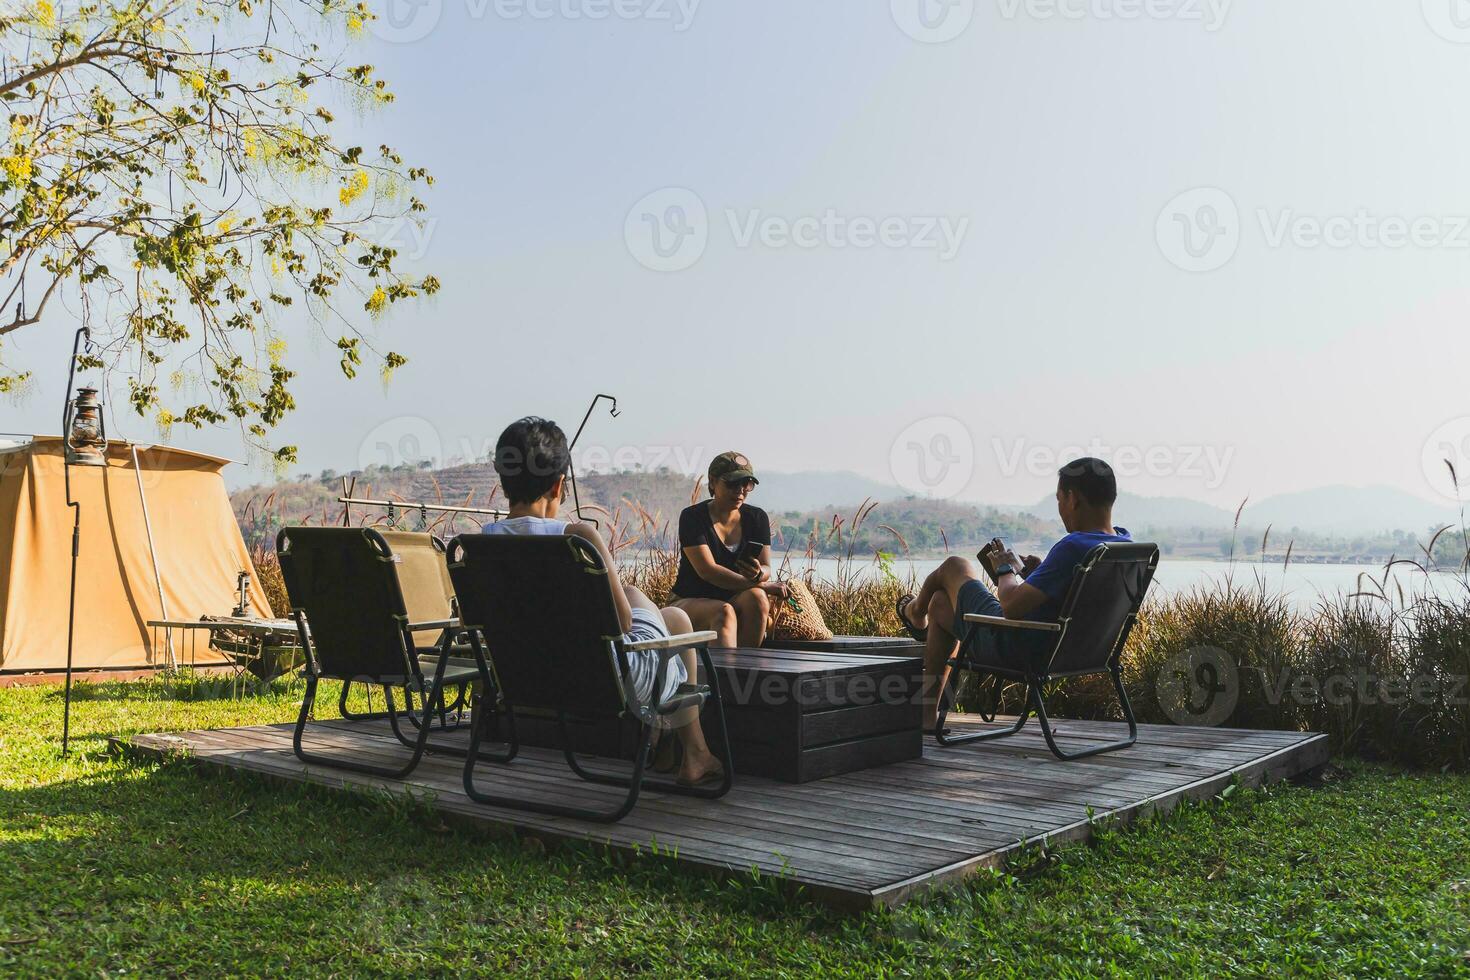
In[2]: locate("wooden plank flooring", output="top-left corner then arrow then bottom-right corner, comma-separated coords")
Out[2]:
117,715 -> 1329,911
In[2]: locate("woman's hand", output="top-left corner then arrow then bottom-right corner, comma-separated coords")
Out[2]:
761,579 -> 790,600
735,558 -> 769,582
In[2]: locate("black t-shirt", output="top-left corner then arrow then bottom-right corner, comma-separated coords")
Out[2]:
671,502 -> 771,601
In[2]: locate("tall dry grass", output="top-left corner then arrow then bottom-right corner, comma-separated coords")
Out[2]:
249,543 -> 290,618
247,479 -> 1470,770
1126,581 -> 1303,732
1119,557 -> 1470,770
779,500 -> 917,637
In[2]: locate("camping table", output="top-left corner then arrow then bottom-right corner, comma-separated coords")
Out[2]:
494,647 -> 925,783
145,617 -> 303,685
148,616 -> 469,691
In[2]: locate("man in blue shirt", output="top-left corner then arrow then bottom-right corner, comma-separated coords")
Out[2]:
897,457 -> 1131,730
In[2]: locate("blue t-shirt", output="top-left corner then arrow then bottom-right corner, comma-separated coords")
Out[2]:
1024,527 -> 1132,621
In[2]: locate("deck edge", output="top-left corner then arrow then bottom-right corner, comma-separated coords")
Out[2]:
864,731 -> 1331,910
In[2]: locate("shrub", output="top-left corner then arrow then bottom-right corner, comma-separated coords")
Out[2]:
1126,581 -> 1304,733
1296,596 -> 1396,758
249,541 -> 290,619
1122,568 -> 1470,771
1398,592 -> 1470,769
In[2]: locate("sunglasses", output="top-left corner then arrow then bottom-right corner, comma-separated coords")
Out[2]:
723,477 -> 757,492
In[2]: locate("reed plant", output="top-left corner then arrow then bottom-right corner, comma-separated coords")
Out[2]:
778,499 -> 917,637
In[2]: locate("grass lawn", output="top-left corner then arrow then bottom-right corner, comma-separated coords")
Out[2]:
1,676 -> 1467,977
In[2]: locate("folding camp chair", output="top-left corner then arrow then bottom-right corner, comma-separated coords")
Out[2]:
447,532 -> 734,823
337,529 -> 472,729
277,526 -> 506,779
935,542 -> 1159,760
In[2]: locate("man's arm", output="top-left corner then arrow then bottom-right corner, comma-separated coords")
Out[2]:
994,574 -> 1048,619
989,545 -> 1049,619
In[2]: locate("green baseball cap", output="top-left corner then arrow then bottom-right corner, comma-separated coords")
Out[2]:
709,451 -> 758,486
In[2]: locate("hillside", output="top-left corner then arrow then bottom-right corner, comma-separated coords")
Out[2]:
1242,485 -> 1458,536
232,464 -> 1061,557
233,465 -> 1465,565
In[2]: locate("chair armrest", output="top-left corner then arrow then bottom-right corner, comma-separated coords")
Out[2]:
407,618 -> 460,632
622,630 -> 720,652
416,654 -> 481,672
962,613 -> 1061,633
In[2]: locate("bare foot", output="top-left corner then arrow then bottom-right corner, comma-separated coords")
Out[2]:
676,748 -> 724,786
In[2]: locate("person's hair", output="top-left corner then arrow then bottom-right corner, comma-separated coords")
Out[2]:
1057,457 -> 1117,507
494,417 -> 570,505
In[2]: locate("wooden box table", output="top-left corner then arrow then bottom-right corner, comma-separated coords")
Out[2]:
492,647 -> 924,783
760,635 -> 923,657
711,647 -> 923,782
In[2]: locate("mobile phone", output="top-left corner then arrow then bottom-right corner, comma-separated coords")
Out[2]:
738,539 -> 765,565
977,539 -> 1008,580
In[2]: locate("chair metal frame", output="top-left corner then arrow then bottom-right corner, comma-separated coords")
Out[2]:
935,542 -> 1159,760
336,533 -> 472,731
278,527 -> 512,780
449,532 -> 735,823
336,640 -> 475,730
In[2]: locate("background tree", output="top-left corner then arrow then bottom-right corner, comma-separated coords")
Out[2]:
0,0 -> 438,462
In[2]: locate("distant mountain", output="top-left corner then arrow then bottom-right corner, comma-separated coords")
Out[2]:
1021,492 -> 1236,530
1121,493 -> 1240,529
235,458 -> 1459,548
1021,485 -> 1456,535
1243,485 -> 1457,536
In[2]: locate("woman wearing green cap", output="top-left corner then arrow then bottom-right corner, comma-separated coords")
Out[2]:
668,451 -> 789,648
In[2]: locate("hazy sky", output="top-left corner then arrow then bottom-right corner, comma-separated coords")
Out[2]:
9,0 -> 1470,508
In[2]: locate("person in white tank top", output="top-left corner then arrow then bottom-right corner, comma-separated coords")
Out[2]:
481,417 -> 724,787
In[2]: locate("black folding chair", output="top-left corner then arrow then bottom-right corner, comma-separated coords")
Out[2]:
936,542 -> 1159,760
276,526 -> 503,779
447,532 -> 735,823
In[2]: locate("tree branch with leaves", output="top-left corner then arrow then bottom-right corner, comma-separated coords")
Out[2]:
0,0 -> 438,462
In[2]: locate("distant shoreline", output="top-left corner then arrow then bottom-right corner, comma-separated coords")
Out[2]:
627,546 -> 1449,568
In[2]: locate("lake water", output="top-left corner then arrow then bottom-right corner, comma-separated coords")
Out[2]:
780,556 -> 1470,610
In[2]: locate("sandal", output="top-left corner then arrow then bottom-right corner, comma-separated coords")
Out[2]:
895,594 -> 928,642
676,763 -> 726,789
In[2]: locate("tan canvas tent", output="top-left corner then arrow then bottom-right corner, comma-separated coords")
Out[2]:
0,436 -> 270,671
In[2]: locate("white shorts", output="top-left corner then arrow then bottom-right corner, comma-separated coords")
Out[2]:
622,607 -> 688,707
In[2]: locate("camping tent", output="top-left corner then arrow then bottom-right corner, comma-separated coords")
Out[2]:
0,436 -> 270,672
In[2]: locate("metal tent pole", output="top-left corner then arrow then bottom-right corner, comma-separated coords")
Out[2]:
131,445 -> 176,668
60,327 -> 90,756
62,462 -> 79,757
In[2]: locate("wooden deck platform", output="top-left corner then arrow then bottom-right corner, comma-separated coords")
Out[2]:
119,715 -> 1329,911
